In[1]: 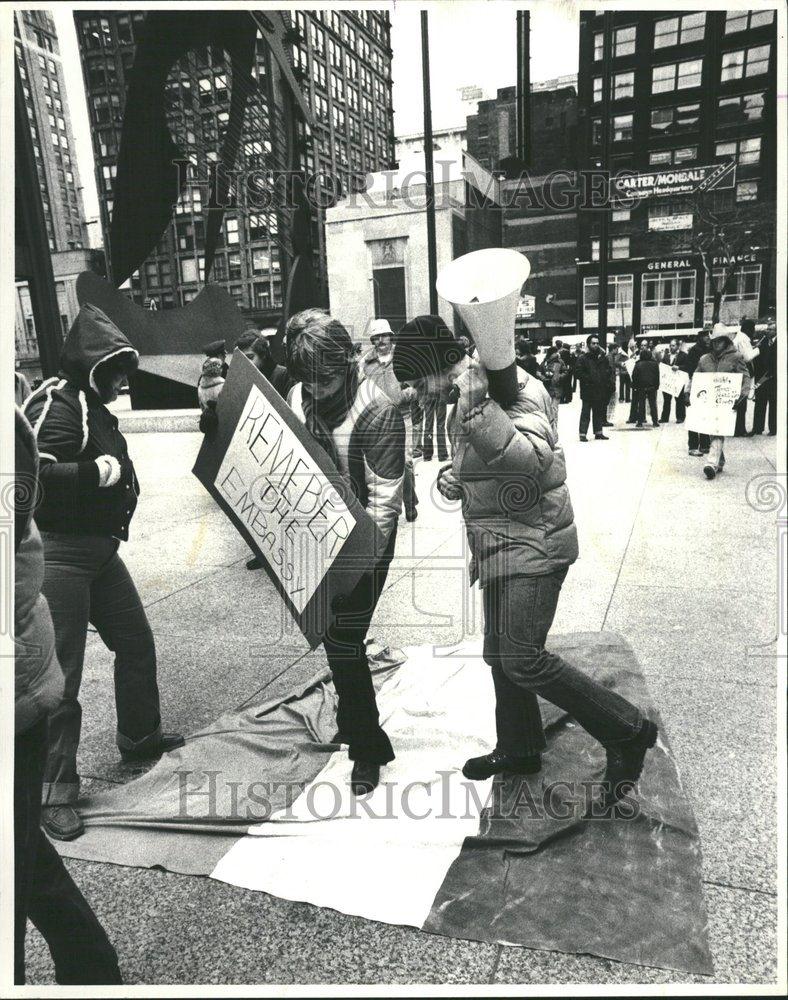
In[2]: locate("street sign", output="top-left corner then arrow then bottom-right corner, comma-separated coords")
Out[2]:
193,350 -> 382,648
613,161 -> 736,201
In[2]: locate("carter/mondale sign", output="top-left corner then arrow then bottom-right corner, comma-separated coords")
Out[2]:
614,161 -> 736,200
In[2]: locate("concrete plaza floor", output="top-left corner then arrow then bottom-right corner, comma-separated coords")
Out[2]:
25,394 -> 782,987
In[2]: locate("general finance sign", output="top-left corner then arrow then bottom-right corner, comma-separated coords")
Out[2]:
193,351 -> 381,648
614,161 -> 735,200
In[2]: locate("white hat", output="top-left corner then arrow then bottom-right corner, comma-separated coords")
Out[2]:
369,318 -> 394,341
711,322 -> 732,341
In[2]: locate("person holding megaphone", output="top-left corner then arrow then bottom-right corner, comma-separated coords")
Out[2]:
393,251 -> 658,810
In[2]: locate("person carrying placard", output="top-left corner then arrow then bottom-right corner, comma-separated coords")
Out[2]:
687,324 -> 751,480
286,309 -> 405,795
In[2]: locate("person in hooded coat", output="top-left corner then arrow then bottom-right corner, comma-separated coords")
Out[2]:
23,303 -> 183,841
14,407 -> 122,985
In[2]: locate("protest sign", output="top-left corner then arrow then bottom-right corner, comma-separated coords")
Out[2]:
659,363 -> 689,398
625,358 -> 636,380
193,351 -> 382,648
685,372 -> 742,438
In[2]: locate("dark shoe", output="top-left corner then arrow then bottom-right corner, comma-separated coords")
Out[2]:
703,464 -> 716,480
652,421 -> 660,427
603,421 -> 614,427
422,453 -> 433,462
595,433 -> 609,440
42,804 -> 84,841
246,556 -> 262,570
405,507 -> 418,522
599,720 -> 658,809
676,419 -> 685,424
579,435 -> 588,442
350,760 -> 380,796
462,749 -> 542,781
437,453 -> 449,463
636,422 -> 643,428
120,732 -> 185,763
626,419 -> 635,424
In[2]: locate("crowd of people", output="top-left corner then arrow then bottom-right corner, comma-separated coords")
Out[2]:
12,296 -> 778,983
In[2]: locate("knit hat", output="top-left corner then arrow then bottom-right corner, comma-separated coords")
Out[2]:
392,315 -> 464,382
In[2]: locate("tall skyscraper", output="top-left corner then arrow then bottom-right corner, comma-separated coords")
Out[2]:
74,10 -> 395,322
14,10 -> 88,254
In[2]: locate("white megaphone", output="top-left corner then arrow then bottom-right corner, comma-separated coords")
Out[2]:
436,248 -> 530,406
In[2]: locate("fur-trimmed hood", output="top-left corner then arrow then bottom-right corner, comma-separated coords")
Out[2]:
59,303 -> 138,394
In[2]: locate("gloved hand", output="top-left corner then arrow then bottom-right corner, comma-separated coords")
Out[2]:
454,362 -> 487,411
436,463 -> 463,502
95,454 -> 121,488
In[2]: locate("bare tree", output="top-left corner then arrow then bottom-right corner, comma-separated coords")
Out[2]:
691,191 -> 774,324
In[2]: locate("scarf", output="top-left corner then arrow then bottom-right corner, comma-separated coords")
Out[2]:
301,366 -> 358,467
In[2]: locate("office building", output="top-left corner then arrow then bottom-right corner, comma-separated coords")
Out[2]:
74,10 -> 395,324
576,9 -> 777,339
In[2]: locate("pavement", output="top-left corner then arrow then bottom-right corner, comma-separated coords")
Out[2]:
25,393 -> 782,987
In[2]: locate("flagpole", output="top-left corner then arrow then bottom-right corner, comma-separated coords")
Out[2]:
421,10 -> 438,314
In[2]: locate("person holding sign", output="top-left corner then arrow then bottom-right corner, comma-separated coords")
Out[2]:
686,324 -> 751,480
394,316 -> 657,810
286,309 -> 405,795
659,339 -> 689,423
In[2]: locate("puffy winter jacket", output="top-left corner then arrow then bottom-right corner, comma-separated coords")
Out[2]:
289,378 -> 405,545
23,304 -> 140,540
14,409 -> 64,735
449,368 -> 579,587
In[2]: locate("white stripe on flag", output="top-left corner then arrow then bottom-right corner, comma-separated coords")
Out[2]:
210,644 -> 497,928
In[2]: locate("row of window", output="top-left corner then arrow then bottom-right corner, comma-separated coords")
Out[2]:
592,44 -> 771,101
583,265 -> 761,309
593,10 -> 774,61
80,14 -> 140,50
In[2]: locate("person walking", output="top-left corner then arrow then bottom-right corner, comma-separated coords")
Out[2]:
286,309 -> 404,794
23,304 -> 184,841
14,407 -> 123,985
631,348 -> 660,428
688,323 -> 751,479
659,338 -> 689,423
362,318 -> 419,521
540,345 -> 565,429
750,319 -> 777,436
575,335 -> 611,441
393,321 -> 657,809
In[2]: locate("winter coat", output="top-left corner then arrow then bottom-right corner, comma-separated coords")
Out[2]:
632,357 -> 660,391
23,303 -> 140,540
575,349 -> 612,399
14,408 -> 64,735
694,343 -> 751,400
289,379 -> 405,544
541,356 -> 566,399
753,335 -> 776,382
262,361 -> 293,400
449,368 -> 578,587
685,341 -> 708,378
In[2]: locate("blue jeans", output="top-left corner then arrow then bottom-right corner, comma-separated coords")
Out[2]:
40,533 -> 162,804
482,569 -> 644,755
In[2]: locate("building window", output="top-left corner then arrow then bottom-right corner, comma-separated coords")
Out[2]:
721,45 -> 770,82
704,265 -> 761,305
654,12 -> 706,49
224,217 -> 239,244
652,59 -> 702,93
116,14 -> 133,44
594,32 -> 603,61
642,270 -> 696,308
612,114 -> 633,142
590,118 -> 602,145
648,146 -> 697,166
650,102 -> 700,133
715,136 -> 761,166
611,237 -> 629,260
592,76 -> 602,103
611,207 -> 631,223
227,252 -> 241,280
718,91 -> 765,126
725,10 -> 775,33
736,180 -> 758,202
583,274 -> 633,310
614,26 -> 636,58
612,71 -> 634,100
